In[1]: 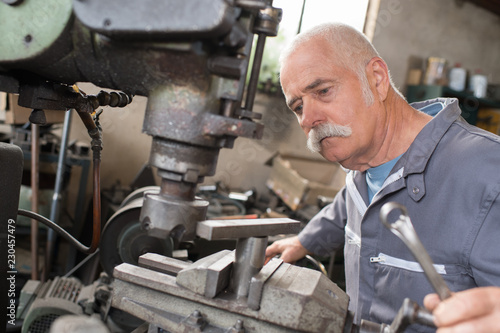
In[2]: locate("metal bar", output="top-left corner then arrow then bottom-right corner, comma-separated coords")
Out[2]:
244,33 -> 267,113
138,253 -> 190,276
231,237 -> 267,298
31,123 -> 39,280
45,109 -> 72,280
196,218 -> 301,240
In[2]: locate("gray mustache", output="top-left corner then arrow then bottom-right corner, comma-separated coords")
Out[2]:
307,123 -> 352,153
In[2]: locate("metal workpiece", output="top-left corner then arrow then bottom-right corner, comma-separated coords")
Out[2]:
379,202 -> 452,301
176,250 -> 235,298
231,237 -> 268,298
196,218 -> 301,240
138,253 -> 190,276
112,257 -> 350,333
140,190 -> 209,243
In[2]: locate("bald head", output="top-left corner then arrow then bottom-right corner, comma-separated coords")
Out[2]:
280,23 -> 399,105
280,23 -> 379,68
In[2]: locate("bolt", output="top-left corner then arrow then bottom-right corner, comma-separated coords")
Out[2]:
186,310 -> 206,327
142,220 -> 151,231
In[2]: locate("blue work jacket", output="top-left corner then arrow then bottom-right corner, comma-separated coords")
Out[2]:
298,98 -> 500,331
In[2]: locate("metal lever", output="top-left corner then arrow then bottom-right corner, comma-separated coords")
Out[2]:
379,202 -> 452,300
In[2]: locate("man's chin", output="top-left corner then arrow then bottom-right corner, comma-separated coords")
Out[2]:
318,139 -> 345,163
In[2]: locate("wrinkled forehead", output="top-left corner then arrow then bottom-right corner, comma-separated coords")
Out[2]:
279,39 -> 343,91
280,38 -> 342,76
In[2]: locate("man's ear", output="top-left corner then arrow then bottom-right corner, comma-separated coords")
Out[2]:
366,57 -> 390,101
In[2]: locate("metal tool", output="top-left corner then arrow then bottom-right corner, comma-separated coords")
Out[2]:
379,202 -> 452,300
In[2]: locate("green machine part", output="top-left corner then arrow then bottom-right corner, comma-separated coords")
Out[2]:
0,0 -> 73,63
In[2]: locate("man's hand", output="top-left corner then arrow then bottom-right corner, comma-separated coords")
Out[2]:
265,236 -> 310,264
424,287 -> 500,332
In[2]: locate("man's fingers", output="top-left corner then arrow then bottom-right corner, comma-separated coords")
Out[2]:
265,243 -> 279,258
433,288 -> 496,327
279,251 -> 297,264
436,313 -> 500,333
265,236 -> 308,264
423,293 -> 441,312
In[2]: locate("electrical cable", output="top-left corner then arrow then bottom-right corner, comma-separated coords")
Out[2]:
18,209 -> 97,253
63,249 -> 99,278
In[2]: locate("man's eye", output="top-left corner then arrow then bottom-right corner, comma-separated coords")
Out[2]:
293,104 -> 303,114
319,87 -> 330,95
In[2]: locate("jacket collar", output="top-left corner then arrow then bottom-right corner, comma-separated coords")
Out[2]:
399,98 -> 462,176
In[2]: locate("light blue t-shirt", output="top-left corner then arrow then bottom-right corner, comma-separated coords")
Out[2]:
365,101 -> 445,202
366,155 -> 401,202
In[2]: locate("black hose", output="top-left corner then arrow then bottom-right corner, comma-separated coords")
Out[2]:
18,209 -> 95,253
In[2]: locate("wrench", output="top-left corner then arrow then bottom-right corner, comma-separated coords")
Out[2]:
379,202 -> 452,300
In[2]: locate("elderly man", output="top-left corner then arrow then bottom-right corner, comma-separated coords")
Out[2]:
266,23 -> 500,332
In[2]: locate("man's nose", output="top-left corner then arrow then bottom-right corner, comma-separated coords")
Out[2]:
300,100 -> 324,130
